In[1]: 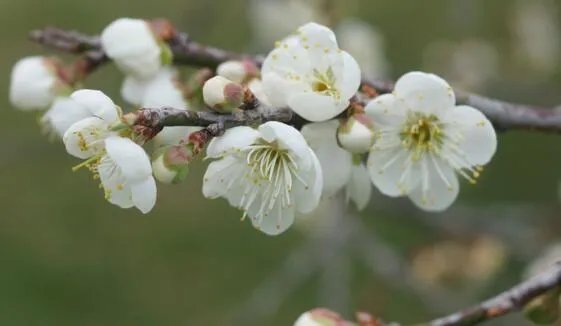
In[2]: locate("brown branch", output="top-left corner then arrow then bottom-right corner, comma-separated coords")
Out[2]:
130,106 -> 299,130
29,25 -> 561,134
418,261 -> 561,326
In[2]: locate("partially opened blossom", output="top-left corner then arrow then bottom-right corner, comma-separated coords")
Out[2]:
302,120 -> 371,210
365,71 -> 497,211
9,56 -> 69,111
203,121 -> 323,235
101,18 -> 167,79
261,22 -> 361,122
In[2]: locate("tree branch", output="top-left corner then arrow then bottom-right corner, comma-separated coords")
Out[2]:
29,26 -> 561,134
421,262 -> 561,326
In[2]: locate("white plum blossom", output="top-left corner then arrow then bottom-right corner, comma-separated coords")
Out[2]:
203,121 -> 323,235
261,22 -> 361,122
62,90 -> 120,159
9,56 -> 68,111
302,120 -> 371,210
101,18 -> 165,79
365,71 -> 497,211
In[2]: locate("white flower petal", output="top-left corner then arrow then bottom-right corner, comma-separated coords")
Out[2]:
394,71 -> 455,114
121,76 -> 150,106
142,68 -> 186,109
288,92 -> 348,122
346,163 -> 372,211
202,156 -> 243,198
130,177 -> 157,213
44,97 -> 91,137
63,117 -> 109,159
250,202 -> 295,236
408,157 -> 459,212
297,22 -> 339,72
441,105 -> 497,165
9,56 -> 58,111
262,72 -> 306,108
258,121 -> 312,168
98,157 -> 134,209
337,51 -> 362,100
301,120 -> 352,195
104,136 -> 152,182
70,89 -> 119,123
367,149 -> 420,196
206,126 -> 260,158
364,93 -> 407,127
292,148 -> 323,213
248,78 -> 272,107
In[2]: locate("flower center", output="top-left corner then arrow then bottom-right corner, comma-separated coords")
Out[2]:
237,140 -> 306,227
400,112 -> 442,162
311,67 -> 340,100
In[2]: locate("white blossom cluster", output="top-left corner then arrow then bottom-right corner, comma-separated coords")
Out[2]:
9,19 -> 498,236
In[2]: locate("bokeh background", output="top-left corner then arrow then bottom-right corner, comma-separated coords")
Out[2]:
3,0 -> 561,325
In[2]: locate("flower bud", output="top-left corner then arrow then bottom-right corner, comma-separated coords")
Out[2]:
337,114 -> 376,154
216,59 -> 260,84
294,308 -> 347,326
101,18 -> 166,79
9,56 -> 69,111
202,76 -> 243,112
152,145 -> 194,184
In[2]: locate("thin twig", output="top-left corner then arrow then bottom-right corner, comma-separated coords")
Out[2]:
422,262 -> 561,326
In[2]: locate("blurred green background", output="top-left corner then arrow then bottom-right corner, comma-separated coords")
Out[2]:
2,0 -> 561,325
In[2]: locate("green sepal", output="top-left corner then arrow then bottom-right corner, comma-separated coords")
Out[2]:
159,42 -> 173,65
172,165 -> 189,184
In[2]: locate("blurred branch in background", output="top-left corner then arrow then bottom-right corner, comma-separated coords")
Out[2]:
29,25 -> 561,134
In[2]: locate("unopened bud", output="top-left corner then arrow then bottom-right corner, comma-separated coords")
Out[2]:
216,59 -> 260,84
152,144 -> 195,184
294,308 -> 348,326
202,76 -> 243,112
337,113 -> 376,154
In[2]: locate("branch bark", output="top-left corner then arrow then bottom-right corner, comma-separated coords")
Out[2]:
420,262 -> 561,326
29,26 -> 561,134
